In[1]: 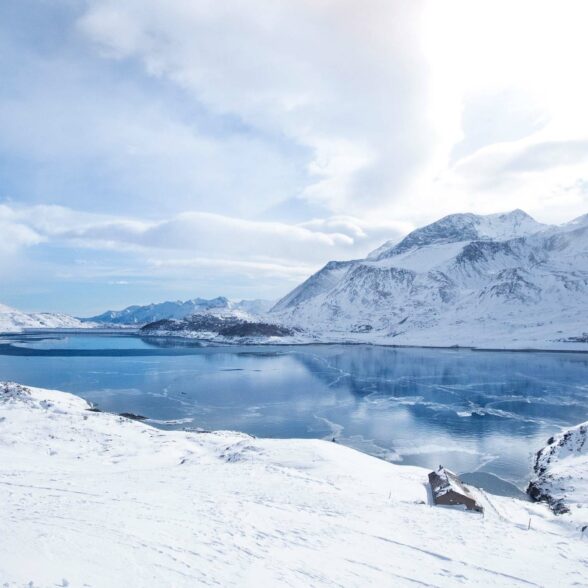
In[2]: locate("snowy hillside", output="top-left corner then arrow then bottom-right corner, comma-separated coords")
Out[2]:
0,303 -> 92,333
87,297 -> 273,326
1,382 -> 587,587
271,210 -> 588,349
527,421 -> 588,515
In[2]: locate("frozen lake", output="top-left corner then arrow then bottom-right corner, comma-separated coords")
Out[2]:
1,331 -> 587,496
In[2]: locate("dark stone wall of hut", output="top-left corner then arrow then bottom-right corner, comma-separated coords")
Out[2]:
436,490 -> 477,511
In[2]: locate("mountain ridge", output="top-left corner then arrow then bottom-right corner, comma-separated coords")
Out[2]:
367,209 -> 549,260
270,209 -> 588,349
87,297 -> 274,326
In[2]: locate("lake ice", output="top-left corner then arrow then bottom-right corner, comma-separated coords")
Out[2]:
1,332 -> 587,496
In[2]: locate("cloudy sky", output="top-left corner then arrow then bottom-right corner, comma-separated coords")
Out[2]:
1,0 -> 588,315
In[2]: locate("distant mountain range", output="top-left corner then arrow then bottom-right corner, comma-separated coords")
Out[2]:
86,297 -> 274,326
270,209 -> 588,348
0,297 -> 274,334
0,303 -> 90,333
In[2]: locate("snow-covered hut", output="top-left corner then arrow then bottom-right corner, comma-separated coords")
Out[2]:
428,466 -> 483,513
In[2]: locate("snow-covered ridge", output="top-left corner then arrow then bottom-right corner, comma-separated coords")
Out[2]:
1,382 -> 587,587
0,303 -> 92,333
527,421 -> 588,515
270,209 -> 588,349
87,296 -> 274,326
368,209 -> 549,260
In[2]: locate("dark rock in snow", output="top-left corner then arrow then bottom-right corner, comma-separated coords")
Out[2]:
141,314 -> 295,339
218,322 -> 293,337
119,412 -> 148,421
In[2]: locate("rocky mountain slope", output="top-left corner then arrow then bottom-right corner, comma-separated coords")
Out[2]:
527,421 -> 588,515
2,382 -> 587,586
87,297 -> 273,326
0,303 -> 91,333
271,210 -> 588,349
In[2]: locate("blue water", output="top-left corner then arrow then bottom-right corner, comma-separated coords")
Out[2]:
1,331 -> 587,495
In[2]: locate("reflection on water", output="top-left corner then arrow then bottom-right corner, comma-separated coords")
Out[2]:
1,332 -> 587,495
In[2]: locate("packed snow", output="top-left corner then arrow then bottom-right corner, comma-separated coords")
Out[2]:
1,382 -> 587,587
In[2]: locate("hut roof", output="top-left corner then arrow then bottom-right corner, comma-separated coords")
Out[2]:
429,466 -> 473,498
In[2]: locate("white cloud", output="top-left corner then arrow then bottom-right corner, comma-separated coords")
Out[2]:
72,0 -> 588,226
0,206 -> 43,248
3,0 -> 588,312
0,220 -> 42,253
148,257 -> 313,281
414,0 -> 588,224
77,0 -> 430,214
59,211 -> 361,263
7,0 -> 587,230
0,203 -> 407,281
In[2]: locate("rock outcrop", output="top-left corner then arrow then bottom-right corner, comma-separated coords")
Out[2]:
527,422 -> 588,514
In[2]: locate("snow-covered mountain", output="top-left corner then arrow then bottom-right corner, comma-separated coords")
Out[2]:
87,297 -> 274,326
0,303 -> 91,333
271,210 -> 588,348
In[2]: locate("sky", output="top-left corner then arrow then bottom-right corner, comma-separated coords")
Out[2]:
1,0 -> 588,315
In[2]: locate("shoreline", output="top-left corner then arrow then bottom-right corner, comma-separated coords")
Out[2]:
4,327 -> 588,355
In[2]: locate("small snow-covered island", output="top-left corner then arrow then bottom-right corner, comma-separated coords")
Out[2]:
1,382 -> 587,586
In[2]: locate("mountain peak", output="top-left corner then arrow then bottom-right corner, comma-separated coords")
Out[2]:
503,208 -> 532,219
565,212 -> 588,228
372,209 -> 546,260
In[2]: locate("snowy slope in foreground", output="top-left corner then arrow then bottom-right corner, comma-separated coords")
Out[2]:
1,383 -> 587,587
271,210 -> 588,350
0,303 -> 92,333
528,422 -> 588,515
